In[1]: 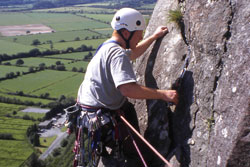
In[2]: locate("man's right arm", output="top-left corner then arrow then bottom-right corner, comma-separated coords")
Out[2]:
118,82 -> 178,104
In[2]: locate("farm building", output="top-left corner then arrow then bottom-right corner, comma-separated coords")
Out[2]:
56,113 -> 62,118
38,120 -> 53,129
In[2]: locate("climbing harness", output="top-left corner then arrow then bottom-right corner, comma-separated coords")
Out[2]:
65,104 -> 124,167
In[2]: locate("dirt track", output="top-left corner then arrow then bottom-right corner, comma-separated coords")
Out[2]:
0,24 -> 55,36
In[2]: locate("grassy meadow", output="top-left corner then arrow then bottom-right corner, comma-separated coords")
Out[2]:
4,57 -> 72,67
0,65 -> 30,78
0,103 -> 44,167
0,6 -> 107,166
0,39 -> 42,55
0,70 -> 83,98
40,38 -> 106,50
0,92 -> 54,105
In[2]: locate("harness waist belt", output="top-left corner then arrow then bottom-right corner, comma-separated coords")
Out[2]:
78,103 -> 100,112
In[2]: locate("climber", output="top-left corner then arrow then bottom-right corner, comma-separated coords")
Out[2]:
76,7 -> 179,167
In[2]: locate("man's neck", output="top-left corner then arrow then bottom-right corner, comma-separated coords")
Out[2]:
110,35 -> 126,49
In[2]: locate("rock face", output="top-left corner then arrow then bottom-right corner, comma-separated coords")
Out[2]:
133,0 -> 250,166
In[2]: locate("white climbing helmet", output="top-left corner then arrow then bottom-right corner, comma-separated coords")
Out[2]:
111,8 -> 146,32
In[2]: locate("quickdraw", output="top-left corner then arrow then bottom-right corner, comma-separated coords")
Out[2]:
172,45 -> 191,90
166,43 -> 193,160
168,45 -> 192,106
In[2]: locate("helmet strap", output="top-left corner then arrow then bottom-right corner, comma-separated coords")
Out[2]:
118,30 -> 135,49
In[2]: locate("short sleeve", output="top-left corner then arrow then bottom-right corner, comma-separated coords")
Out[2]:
110,54 -> 136,88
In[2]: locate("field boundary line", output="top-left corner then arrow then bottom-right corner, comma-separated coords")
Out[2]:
28,73 -> 79,94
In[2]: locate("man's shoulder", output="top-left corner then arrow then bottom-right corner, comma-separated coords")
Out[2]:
105,44 -> 128,59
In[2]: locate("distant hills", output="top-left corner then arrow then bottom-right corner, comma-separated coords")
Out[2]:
0,0 -> 156,7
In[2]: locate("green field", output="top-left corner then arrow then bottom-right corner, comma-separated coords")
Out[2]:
35,5 -> 116,14
0,12 -> 110,31
0,92 -> 54,105
0,103 -> 38,167
0,139 -> 33,167
0,65 -> 29,78
0,103 -> 45,121
0,13 -> 38,26
65,61 -> 89,71
42,14 -> 109,32
96,28 -> 113,36
3,57 -> 72,67
2,29 -> 101,45
80,13 -> 114,23
0,39 -> 43,55
0,70 -> 83,98
38,135 -> 57,153
40,38 -> 105,50
0,12 -> 108,55
33,72 -> 83,98
1,55 -> 90,73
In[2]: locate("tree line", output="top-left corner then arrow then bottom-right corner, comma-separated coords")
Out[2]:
26,124 -> 40,146
8,91 -> 57,101
0,133 -> 14,140
31,34 -> 105,46
0,44 -> 94,63
0,95 -> 49,108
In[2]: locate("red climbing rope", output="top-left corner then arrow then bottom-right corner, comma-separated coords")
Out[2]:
119,114 -> 173,167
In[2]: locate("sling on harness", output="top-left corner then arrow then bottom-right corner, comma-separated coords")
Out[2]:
65,104 -> 122,167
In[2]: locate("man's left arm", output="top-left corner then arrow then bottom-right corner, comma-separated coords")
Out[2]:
130,26 -> 169,60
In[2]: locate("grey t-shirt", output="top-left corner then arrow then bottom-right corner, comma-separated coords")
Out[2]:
77,42 -> 136,110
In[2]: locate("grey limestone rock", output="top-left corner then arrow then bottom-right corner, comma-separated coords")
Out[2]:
132,0 -> 250,166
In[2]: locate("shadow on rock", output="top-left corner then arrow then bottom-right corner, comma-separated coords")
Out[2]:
167,71 -> 194,167
143,36 -> 194,166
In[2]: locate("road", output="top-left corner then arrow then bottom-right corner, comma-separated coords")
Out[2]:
39,131 -> 68,160
39,114 -> 68,160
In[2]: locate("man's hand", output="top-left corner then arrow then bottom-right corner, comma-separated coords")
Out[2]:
129,26 -> 169,60
153,26 -> 169,39
159,90 -> 179,105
